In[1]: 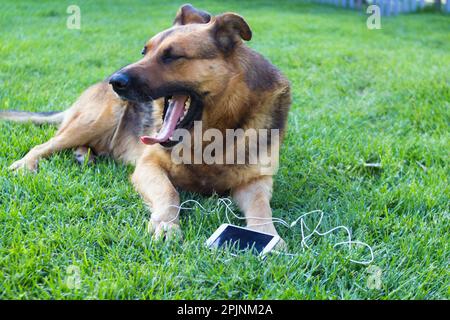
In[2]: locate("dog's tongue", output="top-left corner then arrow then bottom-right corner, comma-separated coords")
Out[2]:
140,95 -> 188,145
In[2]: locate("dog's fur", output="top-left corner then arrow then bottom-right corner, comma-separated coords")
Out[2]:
2,83 -> 153,171
0,5 -> 210,172
2,5 -> 291,241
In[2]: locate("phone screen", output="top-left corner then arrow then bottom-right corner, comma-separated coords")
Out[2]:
210,225 -> 275,254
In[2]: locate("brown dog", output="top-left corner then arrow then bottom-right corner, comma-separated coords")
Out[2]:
3,5 -> 291,242
109,6 -> 291,240
0,5 -> 211,172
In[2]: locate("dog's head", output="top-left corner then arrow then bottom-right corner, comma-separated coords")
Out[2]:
109,4 -> 252,147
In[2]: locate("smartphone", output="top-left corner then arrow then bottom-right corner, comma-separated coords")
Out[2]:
205,224 -> 280,256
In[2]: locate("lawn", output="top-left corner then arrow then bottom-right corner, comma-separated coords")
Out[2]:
0,0 -> 449,299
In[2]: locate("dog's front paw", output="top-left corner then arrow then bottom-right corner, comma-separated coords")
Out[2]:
9,158 -> 38,173
148,219 -> 182,241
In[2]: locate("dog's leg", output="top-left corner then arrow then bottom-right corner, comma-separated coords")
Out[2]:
9,118 -> 93,172
131,159 -> 181,240
232,176 -> 285,245
10,135 -> 85,172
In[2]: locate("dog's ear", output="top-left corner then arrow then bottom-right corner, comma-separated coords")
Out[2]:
173,4 -> 211,26
211,13 -> 252,53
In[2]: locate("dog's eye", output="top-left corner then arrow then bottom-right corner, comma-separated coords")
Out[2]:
141,46 -> 147,56
161,48 -> 184,64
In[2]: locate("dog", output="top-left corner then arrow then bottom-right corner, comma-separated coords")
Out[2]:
3,4 -> 291,242
108,6 -> 291,241
0,5 -> 211,172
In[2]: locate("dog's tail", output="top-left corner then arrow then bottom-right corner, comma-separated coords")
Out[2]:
0,110 -> 65,125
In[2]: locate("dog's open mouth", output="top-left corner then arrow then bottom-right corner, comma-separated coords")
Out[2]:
140,93 -> 203,148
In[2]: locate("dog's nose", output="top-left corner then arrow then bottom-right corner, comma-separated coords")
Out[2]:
109,73 -> 130,91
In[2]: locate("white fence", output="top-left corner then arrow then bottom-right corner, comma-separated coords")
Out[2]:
315,0 -> 450,15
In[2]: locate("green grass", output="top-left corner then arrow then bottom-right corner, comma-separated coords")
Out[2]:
0,0 -> 449,299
